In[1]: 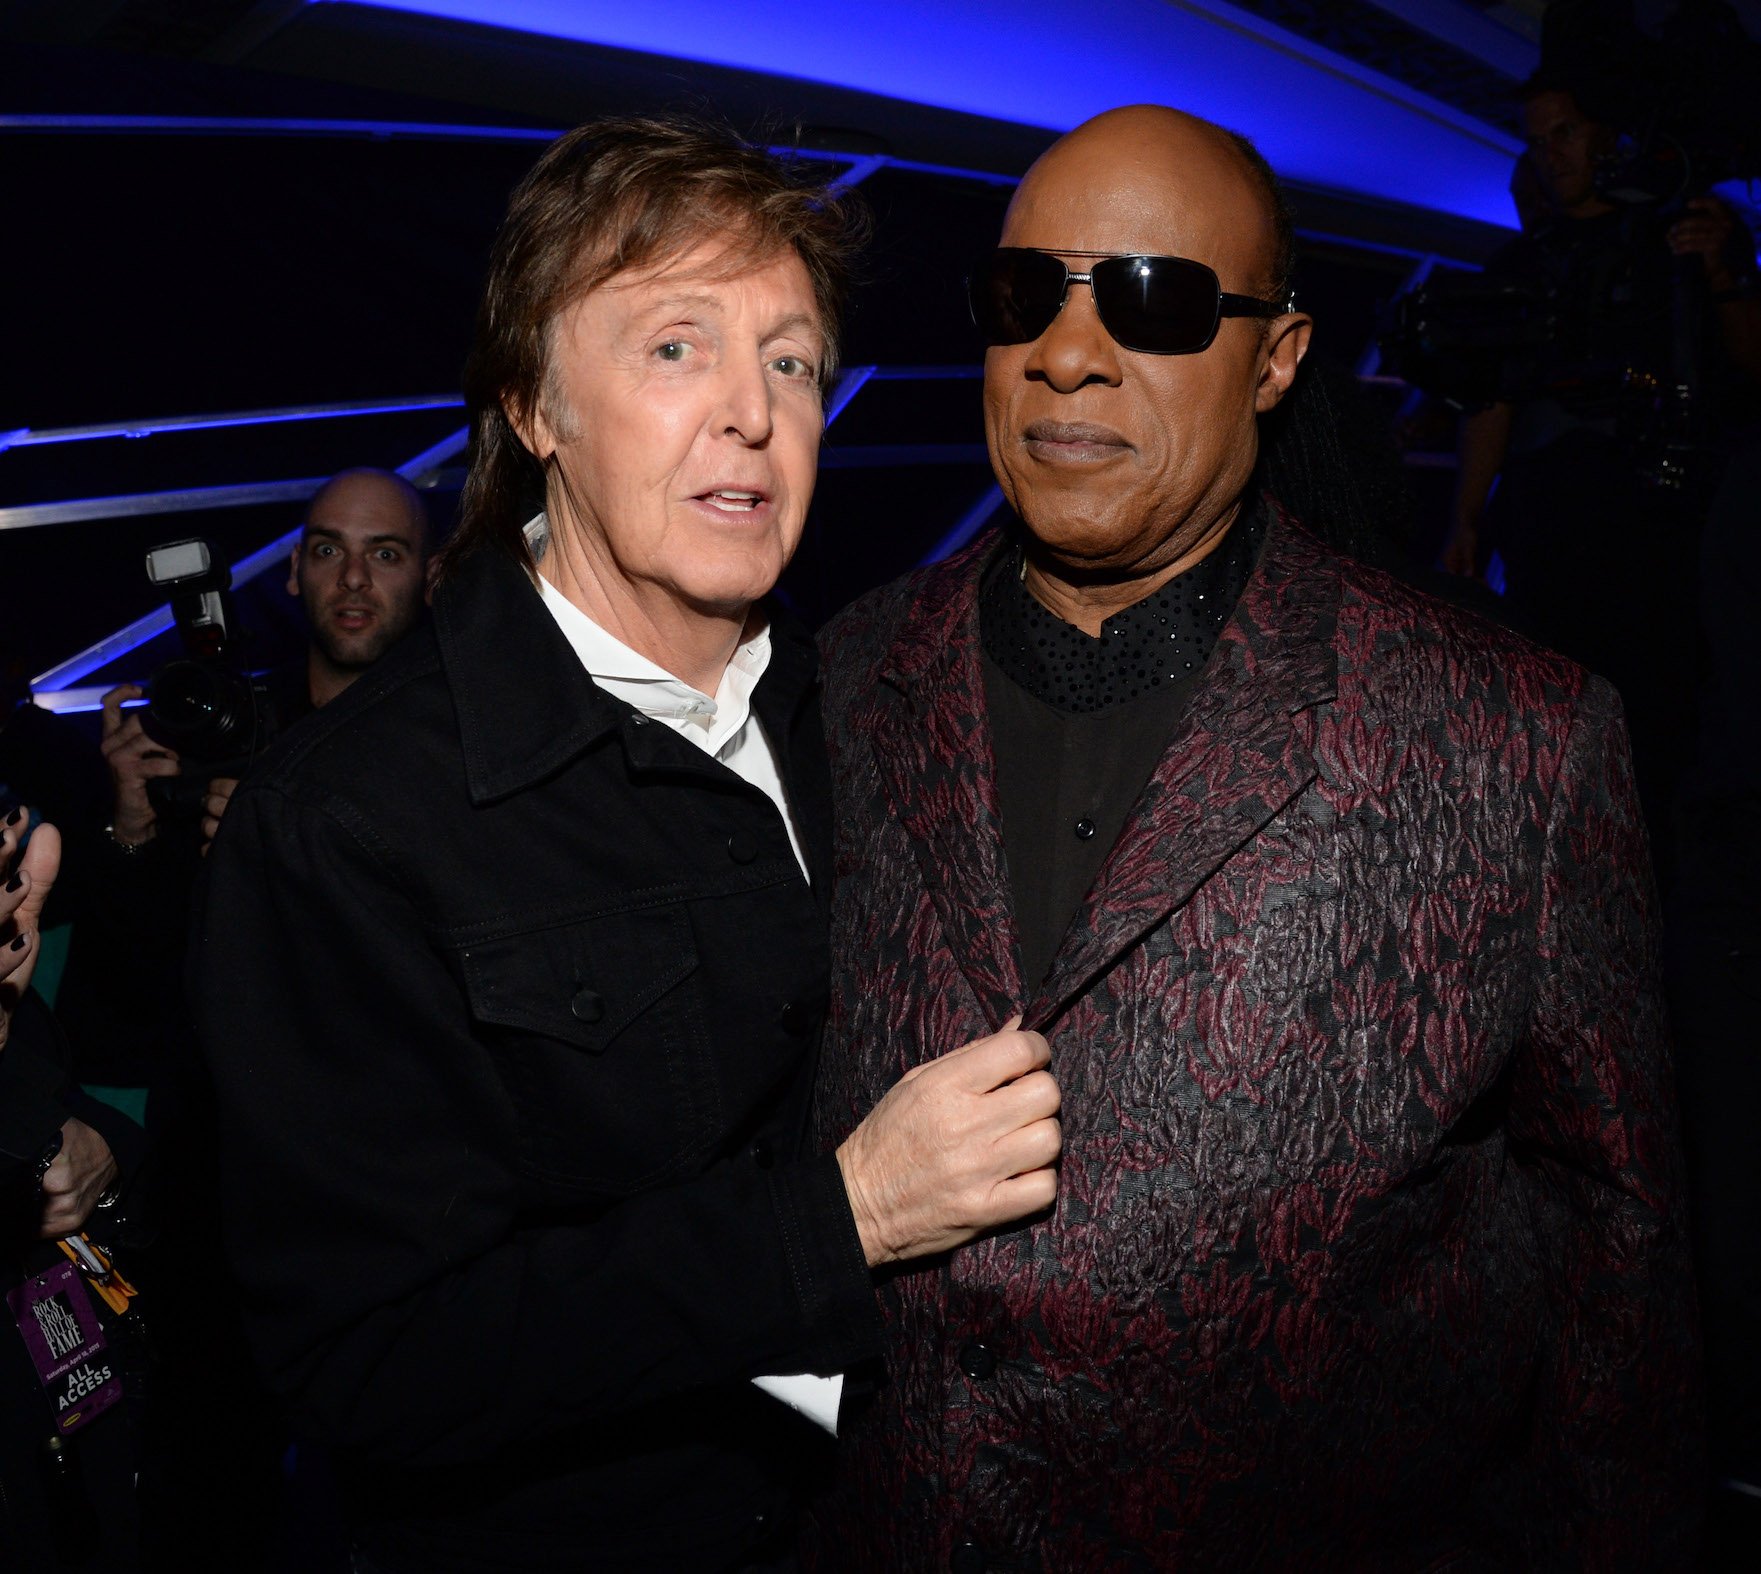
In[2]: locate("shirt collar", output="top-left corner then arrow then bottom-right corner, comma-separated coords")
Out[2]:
523,513 -> 772,755
978,497 -> 1268,716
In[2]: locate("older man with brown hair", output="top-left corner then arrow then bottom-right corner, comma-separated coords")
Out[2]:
807,105 -> 1700,1570
189,117 -> 1060,1573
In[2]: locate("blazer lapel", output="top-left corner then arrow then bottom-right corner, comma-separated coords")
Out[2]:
869,538 -> 1025,1025
1028,512 -> 1341,1028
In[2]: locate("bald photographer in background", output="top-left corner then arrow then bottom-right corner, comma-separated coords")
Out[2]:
98,467 -> 434,859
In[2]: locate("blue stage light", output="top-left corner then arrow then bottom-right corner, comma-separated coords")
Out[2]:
352,0 -> 1522,228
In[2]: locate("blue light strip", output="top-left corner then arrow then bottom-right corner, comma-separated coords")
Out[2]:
826,154 -> 889,195
0,395 -> 465,454
33,610 -> 178,695
824,367 -> 877,428
352,0 -> 1522,226
30,524 -> 310,693
922,484 -> 1007,564
394,424 -> 472,481
31,687 -> 152,717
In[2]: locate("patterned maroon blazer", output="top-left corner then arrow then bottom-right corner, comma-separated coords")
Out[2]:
805,510 -> 1700,1572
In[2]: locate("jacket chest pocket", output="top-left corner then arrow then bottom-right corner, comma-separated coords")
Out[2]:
455,906 -> 720,1193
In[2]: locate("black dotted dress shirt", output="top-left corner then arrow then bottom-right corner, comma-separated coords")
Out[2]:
980,502 -> 1267,993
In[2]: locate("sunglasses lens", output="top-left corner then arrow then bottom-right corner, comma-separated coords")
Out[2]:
1093,255 -> 1221,354
970,250 -> 1069,345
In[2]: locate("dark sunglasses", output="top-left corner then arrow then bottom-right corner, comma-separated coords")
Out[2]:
968,247 -> 1290,356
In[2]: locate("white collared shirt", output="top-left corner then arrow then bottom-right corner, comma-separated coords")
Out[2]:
524,514 -> 808,878
523,515 -> 840,1435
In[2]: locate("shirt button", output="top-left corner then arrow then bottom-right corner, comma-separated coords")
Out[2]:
727,830 -> 759,864
570,989 -> 605,1024
1074,817 -> 1096,840
950,1542 -> 987,1574
958,1341 -> 997,1380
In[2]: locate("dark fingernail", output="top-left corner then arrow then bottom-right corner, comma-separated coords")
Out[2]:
4,807 -> 20,826
4,873 -> 22,893
9,933 -> 27,951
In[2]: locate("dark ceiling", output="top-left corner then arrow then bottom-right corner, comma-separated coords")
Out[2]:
2,0 -> 1513,691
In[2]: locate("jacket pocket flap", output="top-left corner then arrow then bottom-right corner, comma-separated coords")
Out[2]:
458,907 -> 700,1054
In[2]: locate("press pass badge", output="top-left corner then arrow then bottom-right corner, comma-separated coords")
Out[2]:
5,1260 -> 122,1433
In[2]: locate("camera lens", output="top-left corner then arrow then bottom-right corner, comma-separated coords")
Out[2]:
143,659 -> 257,759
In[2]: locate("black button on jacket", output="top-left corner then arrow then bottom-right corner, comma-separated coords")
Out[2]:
188,545 -> 879,1572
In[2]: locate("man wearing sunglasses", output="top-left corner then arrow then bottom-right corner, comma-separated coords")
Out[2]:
805,105 -> 1697,1568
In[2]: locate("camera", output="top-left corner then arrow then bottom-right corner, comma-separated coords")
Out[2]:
140,539 -> 282,807
1378,278 -> 1559,412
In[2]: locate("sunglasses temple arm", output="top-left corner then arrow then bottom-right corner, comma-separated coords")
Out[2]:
1218,290 -> 1293,318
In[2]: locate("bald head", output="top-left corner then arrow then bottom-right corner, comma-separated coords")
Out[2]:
288,467 -> 434,703
306,468 -> 431,549
1010,106 -> 1290,302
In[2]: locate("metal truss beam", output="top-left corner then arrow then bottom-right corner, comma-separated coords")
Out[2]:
2,479 -> 331,534
0,396 -> 465,454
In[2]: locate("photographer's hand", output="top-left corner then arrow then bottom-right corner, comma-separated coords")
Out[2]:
100,683 -> 180,846
201,777 -> 240,855
1667,196 -> 1740,290
37,1117 -> 119,1239
1,809 -> 60,1053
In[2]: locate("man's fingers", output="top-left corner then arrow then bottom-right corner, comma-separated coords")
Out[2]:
988,1166 -> 1058,1222
99,683 -> 142,739
991,1067 -> 1062,1124
37,1154 -> 72,1199
203,777 -> 239,828
938,1027 -> 1051,1092
993,1115 -> 1062,1178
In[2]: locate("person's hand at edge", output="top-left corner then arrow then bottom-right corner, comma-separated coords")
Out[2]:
1,809 -> 61,1052
836,1015 -> 1061,1267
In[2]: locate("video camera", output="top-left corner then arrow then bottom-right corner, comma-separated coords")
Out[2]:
1380,2 -> 1759,460
140,539 -> 282,810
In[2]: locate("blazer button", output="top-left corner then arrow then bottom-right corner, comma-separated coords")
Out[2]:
958,1341 -> 997,1380
1073,817 -> 1096,840
779,1000 -> 814,1035
570,989 -> 605,1024
950,1542 -> 987,1574
750,1138 -> 776,1170
727,829 -> 759,864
